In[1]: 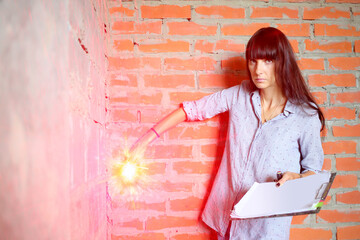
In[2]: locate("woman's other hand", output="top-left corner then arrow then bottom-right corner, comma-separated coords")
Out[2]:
276,171 -> 315,187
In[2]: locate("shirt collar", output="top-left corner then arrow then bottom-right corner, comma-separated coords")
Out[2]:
283,100 -> 297,115
250,89 -> 296,116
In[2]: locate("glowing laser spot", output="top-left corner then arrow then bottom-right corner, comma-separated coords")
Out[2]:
108,144 -> 150,199
121,161 -> 138,183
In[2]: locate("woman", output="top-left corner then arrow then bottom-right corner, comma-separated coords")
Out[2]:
130,27 -> 325,239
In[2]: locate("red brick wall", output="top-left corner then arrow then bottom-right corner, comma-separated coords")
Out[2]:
106,1 -> 360,239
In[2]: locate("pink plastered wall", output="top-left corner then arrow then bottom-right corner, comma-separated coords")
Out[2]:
0,0 -> 108,239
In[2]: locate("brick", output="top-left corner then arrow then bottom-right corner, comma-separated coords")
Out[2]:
110,73 -> 137,87
170,196 -> 204,211
112,21 -> 134,33
222,23 -> 270,36
311,91 -> 327,105
333,124 -> 360,137
323,195 -> 332,205
322,141 -> 357,154
172,233 -> 212,240
337,225 -> 360,240
173,161 -> 214,174
317,209 -> 360,223
332,174 -> 358,188
194,40 -> 215,53
108,57 -> 161,70
201,143 -> 225,158
110,91 -> 163,105
215,40 -> 246,53
322,158 -> 332,171
289,39 -> 299,53
355,7 -> 360,16
144,74 -> 195,88
138,39 -> 189,53
327,0 -> 360,2
126,201 -> 166,212
146,215 -> 198,230
199,74 -> 244,89
136,22 -> 162,34
112,21 -> 162,34
250,6 -> 298,19
111,233 -> 166,240
315,24 -> 360,37
321,126 -> 328,138
141,5 -> 191,19
303,7 -> 350,19
275,0 -> 321,2
109,6 -> 135,16
113,39 -> 134,51
308,74 -> 356,87
355,40 -> 360,53
337,191 -> 360,204
336,157 -> 360,171
290,228 -> 332,240
221,57 -> 247,71
329,57 -> 360,70
161,181 -> 193,192
169,92 -> 211,104
164,57 -> 217,71
146,162 -> 167,175
291,215 -> 309,224
168,125 -> 220,140
304,39 -> 352,53
111,109 -> 137,122
331,92 -> 360,104
195,6 -> 245,19
276,23 -> 310,36
114,219 -> 143,230
322,107 -> 356,120
167,22 -> 217,36
298,58 -> 324,70
146,145 -> 193,159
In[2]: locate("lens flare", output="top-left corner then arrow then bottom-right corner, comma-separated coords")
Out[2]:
121,161 -> 138,183
108,146 -> 149,199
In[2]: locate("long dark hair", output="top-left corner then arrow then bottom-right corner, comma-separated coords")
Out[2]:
245,27 -> 325,130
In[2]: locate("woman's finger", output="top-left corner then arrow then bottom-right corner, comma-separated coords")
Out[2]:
276,171 -> 294,187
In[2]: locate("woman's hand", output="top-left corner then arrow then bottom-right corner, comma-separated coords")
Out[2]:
276,171 -> 315,187
129,136 -> 149,158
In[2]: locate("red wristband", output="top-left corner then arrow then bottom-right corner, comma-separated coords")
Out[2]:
151,128 -> 160,138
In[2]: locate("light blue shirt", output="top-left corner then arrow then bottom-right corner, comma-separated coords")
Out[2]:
182,80 -> 324,239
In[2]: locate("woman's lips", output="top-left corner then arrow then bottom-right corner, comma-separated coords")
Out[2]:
255,78 -> 266,83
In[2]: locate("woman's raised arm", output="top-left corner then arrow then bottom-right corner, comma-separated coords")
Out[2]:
130,107 -> 187,154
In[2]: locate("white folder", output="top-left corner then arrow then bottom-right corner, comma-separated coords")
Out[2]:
231,171 -> 336,219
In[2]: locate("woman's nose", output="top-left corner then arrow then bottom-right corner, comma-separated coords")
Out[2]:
255,63 -> 263,74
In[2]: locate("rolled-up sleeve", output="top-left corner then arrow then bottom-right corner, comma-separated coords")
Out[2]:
299,114 -> 324,173
182,85 -> 242,121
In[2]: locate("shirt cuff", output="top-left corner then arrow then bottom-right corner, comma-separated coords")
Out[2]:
182,101 -> 197,121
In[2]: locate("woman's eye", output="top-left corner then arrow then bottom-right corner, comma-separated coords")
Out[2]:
265,59 -> 273,63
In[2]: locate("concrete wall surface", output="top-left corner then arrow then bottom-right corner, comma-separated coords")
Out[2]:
0,0 -> 108,239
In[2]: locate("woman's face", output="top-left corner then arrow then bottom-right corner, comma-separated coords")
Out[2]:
248,59 -> 278,91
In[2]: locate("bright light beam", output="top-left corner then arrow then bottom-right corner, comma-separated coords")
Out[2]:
121,161 -> 138,183
108,146 -> 149,198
